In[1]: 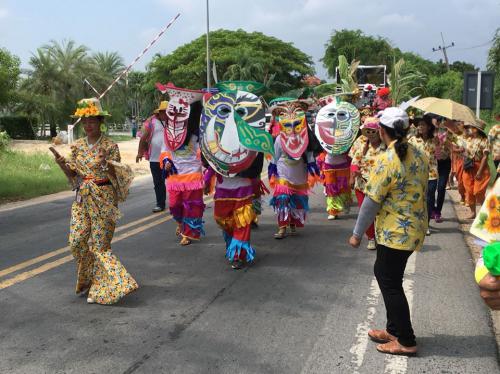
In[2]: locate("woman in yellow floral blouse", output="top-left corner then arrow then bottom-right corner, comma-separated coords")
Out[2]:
462,120 -> 490,219
349,107 -> 428,357
409,116 -> 437,235
52,98 -> 138,305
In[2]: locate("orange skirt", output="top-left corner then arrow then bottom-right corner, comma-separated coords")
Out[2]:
462,161 -> 490,206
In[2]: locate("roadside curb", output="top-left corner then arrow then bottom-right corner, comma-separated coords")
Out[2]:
0,174 -> 151,213
448,189 -> 500,354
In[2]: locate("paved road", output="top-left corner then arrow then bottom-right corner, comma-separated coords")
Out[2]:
0,177 -> 498,373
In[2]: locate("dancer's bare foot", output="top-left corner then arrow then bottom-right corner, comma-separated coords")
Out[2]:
180,236 -> 192,246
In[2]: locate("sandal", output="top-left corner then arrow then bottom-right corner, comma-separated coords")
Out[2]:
175,225 -> 181,237
231,260 -> 245,270
376,340 -> 417,356
180,237 -> 192,246
289,224 -> 297,236
368,329 -> 396,343
274,227 -> 287,239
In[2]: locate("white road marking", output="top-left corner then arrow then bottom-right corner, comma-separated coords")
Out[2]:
349,278 -> 381,373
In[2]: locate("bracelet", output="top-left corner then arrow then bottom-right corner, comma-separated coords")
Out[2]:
100,161 -> 109,172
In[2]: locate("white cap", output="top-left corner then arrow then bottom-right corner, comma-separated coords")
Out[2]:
378,107 -> 409,129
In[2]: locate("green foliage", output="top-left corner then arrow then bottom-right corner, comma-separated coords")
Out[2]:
0,116 -> 36,139
0,131 -> 10,151
146,29 -> 314,97
389,58 -> 427,105
337,55 -> 359,94
0,48 -> 21,107
0,150 -> 69,202
322,29 -> 393,78
426,70 -> 463,103
487,28 -> 500,116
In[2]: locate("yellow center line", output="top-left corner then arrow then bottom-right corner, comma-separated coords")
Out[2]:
0,198 -> 214,290
0,211 -> 167,279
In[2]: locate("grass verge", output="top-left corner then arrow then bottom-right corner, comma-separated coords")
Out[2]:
0,149 -> 70,203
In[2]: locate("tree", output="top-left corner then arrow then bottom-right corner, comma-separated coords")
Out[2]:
146,29 -> 314,97
426,70 -> 463,103
321,29 -> 394,78
487,28 -> 500,116
0,48 -> 21,109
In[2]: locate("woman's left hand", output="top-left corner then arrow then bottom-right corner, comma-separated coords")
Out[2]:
97,147 -> 108,166
349,235 -> 361,248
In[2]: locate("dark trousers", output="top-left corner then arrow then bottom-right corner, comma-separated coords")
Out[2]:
149,161 -> 166,209
436,158 -> 451,214
374,244 -> 416,347
427,179 -> 437,221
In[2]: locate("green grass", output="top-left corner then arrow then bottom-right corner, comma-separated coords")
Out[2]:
0,150 -> 71,203
109,134 -> 134,142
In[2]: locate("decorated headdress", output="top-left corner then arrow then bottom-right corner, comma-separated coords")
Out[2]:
71,98 -> 110,118
199,81 -> 274,177
314,94 -> 360,155
156,82 -> 203,151
271,98 -> 310,159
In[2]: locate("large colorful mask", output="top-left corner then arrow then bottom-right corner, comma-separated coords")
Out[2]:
272,100 -> 309,160
315,95 -> 360,155
200,81 -> 274,177
156,82 -> 203,151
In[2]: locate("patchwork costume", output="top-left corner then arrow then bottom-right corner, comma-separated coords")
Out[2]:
200,81 -> 273,268
156,83 -> 205,243
268,99 -> 319,237
315,95 -> 360,219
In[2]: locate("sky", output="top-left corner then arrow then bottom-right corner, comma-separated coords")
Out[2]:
0,0 -> 499,81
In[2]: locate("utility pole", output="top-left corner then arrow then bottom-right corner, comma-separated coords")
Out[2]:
206,0 -> 211,90
432,32 -> 455,70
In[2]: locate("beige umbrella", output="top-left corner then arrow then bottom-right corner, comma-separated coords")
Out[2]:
409,97 -> 477,124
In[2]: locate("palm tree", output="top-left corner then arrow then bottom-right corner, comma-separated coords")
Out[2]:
223,49 -> 265,81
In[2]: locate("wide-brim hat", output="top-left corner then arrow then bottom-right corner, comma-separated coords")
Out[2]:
215,81 -> 267,96
465,119 -> 487,134
155,82 -> 203,103
71,97 -> 110,118
154,100 -> 169,114
360,116 -> 380,130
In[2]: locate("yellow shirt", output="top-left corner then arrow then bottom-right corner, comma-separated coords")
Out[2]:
365,141 -> 429,251
409,136 -> 438,180
488,125 -> 500,161
350,139 -> 386,192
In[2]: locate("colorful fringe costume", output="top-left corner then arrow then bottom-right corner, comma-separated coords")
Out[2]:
160,136 -> 205,241
269,135 -> 318,229
199,80 -> 274,268
317,152 -> 351,217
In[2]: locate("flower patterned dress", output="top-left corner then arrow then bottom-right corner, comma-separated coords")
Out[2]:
408,136 -> 438,181
67,136 -> 138,304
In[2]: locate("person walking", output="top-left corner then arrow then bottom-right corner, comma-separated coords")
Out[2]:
409,116 -> 437,235
349,107 -> 428,356
53,98 -> 138,305
136,102 -> 168,213
462,120 -> 490,219
349,116 -> 386,250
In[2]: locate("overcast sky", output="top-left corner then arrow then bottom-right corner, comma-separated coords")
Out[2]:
1,0 -> 499,80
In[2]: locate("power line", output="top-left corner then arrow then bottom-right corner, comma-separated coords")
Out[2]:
432,32 -> 455,70
454,39 -> 494,51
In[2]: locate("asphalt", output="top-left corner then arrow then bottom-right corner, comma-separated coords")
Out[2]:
0,177 -> 498,374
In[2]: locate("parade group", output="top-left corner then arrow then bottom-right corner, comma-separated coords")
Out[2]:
52,79 -> 500,356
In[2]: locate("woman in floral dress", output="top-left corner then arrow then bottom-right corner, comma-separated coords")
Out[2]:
349,116 -> 386,250
53,98 -> 138,305
409,116 -> 438,235
461,120 -> 491,219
